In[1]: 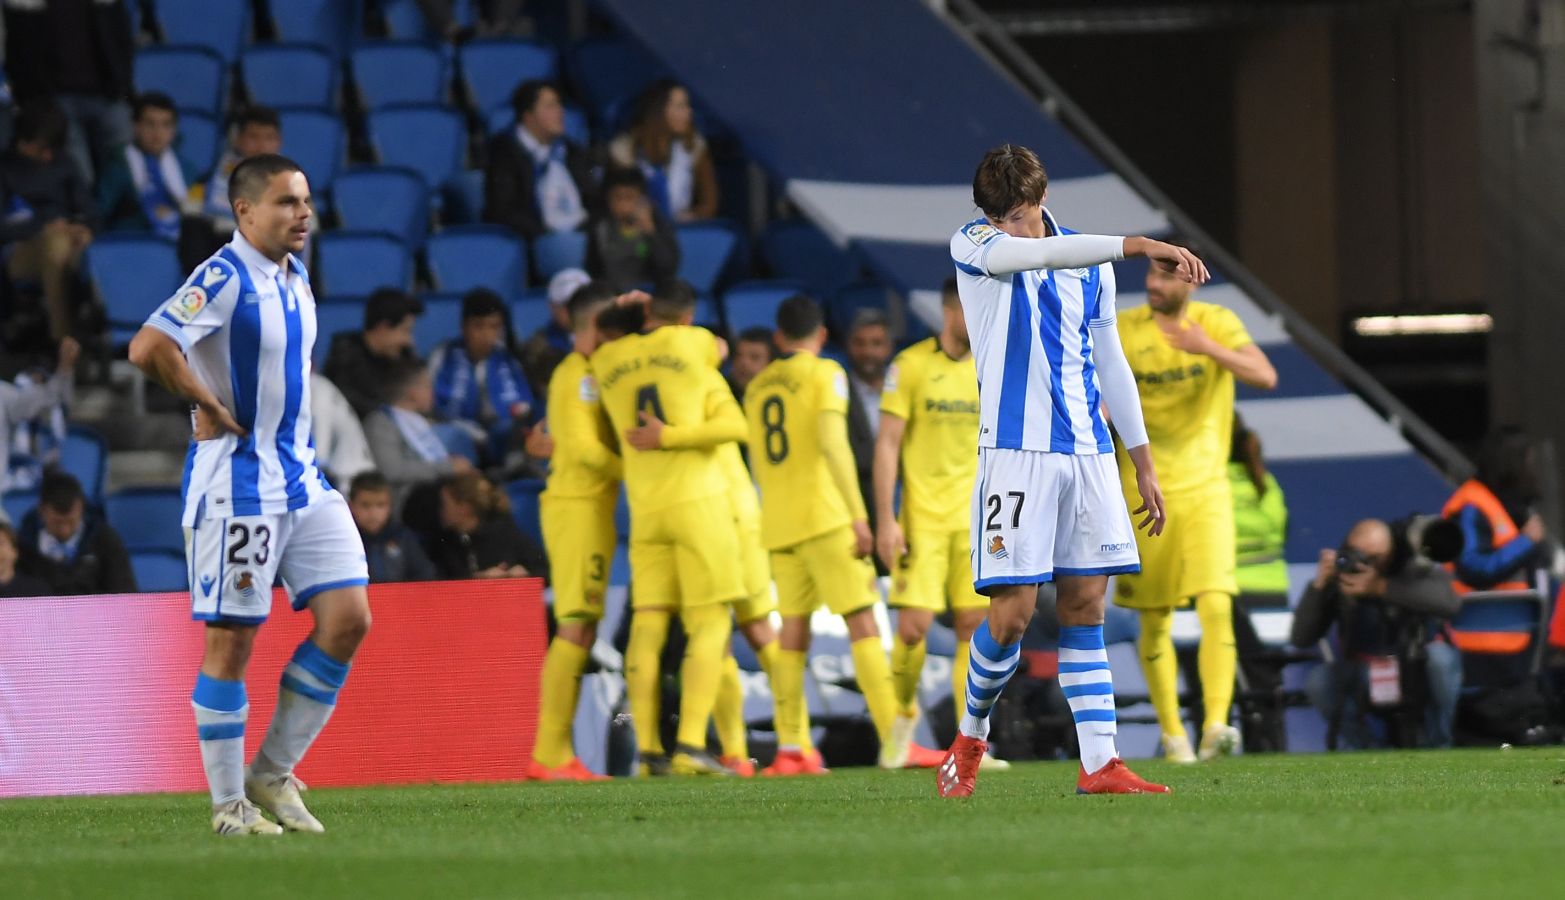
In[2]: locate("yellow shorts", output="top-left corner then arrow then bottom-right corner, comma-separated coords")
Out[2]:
1114,485 -> 1237,609
540,492 -> 617,622
629,494 -> 746,611
771,526 -> 879,618
732,523 -> 776,624
890,524 -> 988,613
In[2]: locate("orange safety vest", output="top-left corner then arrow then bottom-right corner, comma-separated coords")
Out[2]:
1441,479 -> 1533,653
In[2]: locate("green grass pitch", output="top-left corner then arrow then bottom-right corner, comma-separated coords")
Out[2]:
3,749 -> 1561,898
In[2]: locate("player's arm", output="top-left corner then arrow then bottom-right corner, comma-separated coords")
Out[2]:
1161,314 -> 1277,390
982,233 -> 1208,284
130,265 -> 248,438
1089,264 -> 1163,535
129,327 -> 245,438
820,406 -> 873,555
554,374 -> 620,475
628,372 -> 746,451
872,412 -> 907,569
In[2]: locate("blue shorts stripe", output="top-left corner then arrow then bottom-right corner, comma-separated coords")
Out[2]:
1055,564 -> 1140,577
196,722 -> 245,742
280,672 -> 338,706
1062,681 -> 1115,699
192,610 -> 269,625
1057,661 -> 1111,674
974,572 -> 1054,593
292,577 -> 369,610
1071,708 -> 1117,723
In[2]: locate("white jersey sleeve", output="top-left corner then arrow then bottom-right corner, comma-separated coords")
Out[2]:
145,258 -> 242,352
950,218 -> 1125,279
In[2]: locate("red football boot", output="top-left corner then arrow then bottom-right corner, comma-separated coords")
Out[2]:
1076,758 -> 1171,795
935,735 -> 987,798
526,757 -> 611,782
721,755 -> 757,778
903,742 -> 947,769
763,749 -> 830,776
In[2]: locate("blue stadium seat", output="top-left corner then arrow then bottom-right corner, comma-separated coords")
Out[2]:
761,219 -> 860,297
315,232 -> 412,296
176,110 -> 220,178
2,490 -> 37,526
723,280 -> 807,335
61,425 -> 107,505
157,0 -> 248,64
829,283 -> 890,336
427,226 -> 528,296
568,37 -> 666,127
531,231 -> 587,281
105,487 -> 186,554
693,294 -> 720,328
277,107 -> 345,197
241,43 -> 336,109
84,235 -> 183,346
382,0 -> 474,39
352,41 -> 446,110
459,39 -> 558,119
134,46 -> 226,117
267,0 -> 356,60
313,299 -> 364,367
431,422 -> 478,465
332,167 -> 429,250
368,105 -> 467,190
443,169 -> 486,225
510,291 -> 550,337
676,222 -> 739,294
413,294 -> 464,357
131,549 -> 189,592
505,479 -> 545,546
485,105 -> 589,145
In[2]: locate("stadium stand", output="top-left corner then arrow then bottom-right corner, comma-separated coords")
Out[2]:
722,280 -> 809,335
240,43 -> 337,109
458,39 -> 559,119
154,0 -> 248,65
315,232 -> 413,296
104,487 -> 186,554
332,167 -> 431,250
133,46 -> 226,117
85,235 -> 184,348
351,41 -> 448,110
427,226 -> 529,297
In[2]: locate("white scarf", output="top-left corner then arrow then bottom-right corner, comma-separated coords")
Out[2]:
124,145 -> 189,239
516,126 -> 585,233
388,406 -> 448,463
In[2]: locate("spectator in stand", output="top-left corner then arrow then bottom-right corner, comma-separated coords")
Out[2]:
309,374 -> 376,486
609,80 -> 719,222
518,268 -> 590,397
200,105 -> 282,237
428,471 -> 547,580
727,325 -> 775,401
428,288 -> 535,460
1291,518 -> 1462,749
322,288 -> 424,419
0,102 -> 96,343
585,166 -> 679,291
844,308 -> 892,564
0,521 -> 51,597
364,359 -> 473,514
483,80 -> 595,241
348,471 -> 437,584
1231,414 -> 1289,607
16,470 -> 136,595
3,0 -> 134,185
1,337 -> 80,494
95,93 -> 203,251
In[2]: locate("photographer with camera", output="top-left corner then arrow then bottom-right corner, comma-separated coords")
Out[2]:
1291,519 -> 1463,749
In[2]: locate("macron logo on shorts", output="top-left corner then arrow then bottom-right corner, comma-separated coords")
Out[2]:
1100,542 -> 1132,553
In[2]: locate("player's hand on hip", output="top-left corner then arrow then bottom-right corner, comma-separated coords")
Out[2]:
876,519 -> 906,571
1136,238 -> 1209,285
851,519 -> 874,558
193,398 -> 246,441
624,410 -> 665,450
1132,470 -> 1167,536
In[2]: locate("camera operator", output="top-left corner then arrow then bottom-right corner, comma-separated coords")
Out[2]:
1291,519 -> 1463,749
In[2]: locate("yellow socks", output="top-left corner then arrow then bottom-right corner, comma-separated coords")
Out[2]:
772,648 -> 808,750
1196,592 -> 1237,730
674,603 -> 731,751
1137,608 -> 1185,739
890,638 -> 927,716
626,610 -> 671,756
714,655 -> 747,760
533,637 -> 589,768
850,636 -> 899,742
951,640 -> 971,720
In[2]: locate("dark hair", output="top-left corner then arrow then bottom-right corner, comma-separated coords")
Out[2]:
601,165 -> 648,195
364,288 -> 423,331
627,79 -> 694,166
649,280 -> 696,321
349,471 -> 390,498
511,80 -> 559,121
13,101 -> 68,151
441,471 -> 510,520
384,357 -> 429,403
1476,426 -> 1538,506
941,276 -> 960,308
133,91 -> 178,121
737,326 -> 774,348
460,287 -> 507,323
776,294 -> 823,340
848,307 -> 890,337
39,471 -> 84,513
227,153 -> 304,208
972,144 -> 1048,220
1230,414 -> 1268,498
596,302 -> 644,339
567,281 -> 618,330
234,105 -> 281,133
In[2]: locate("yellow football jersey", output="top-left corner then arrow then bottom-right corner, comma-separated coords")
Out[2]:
1115,300 -> 1252,494
879,338 -> 980,532
719,441 -> 760,525
591,326 -> 743,515
744,351 -> 856,550
541,351 -> 620,500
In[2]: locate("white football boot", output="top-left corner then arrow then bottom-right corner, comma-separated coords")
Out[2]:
1199,723 -> 1242,761
211,798 -> 283,836
245,769 -> 325,833
1162,732 -> 1199,764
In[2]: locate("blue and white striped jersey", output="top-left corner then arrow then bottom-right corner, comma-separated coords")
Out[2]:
949,208 -> 1118,456
145,232 -> 332,526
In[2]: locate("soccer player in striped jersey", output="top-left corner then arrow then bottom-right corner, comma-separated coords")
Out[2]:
129,154 -> 372,834
936,144 -> 1207,798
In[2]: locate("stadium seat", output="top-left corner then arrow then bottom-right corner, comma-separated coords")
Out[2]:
241,43 -> 337,109
485,105 -> 589,145
134,46 -> 226,117
176,110 -> 220,178
267,0 -> 356,60
413,294 -> 464,356
315,232 -> 412,296
382,0 -> 474,39
443,169 -> 486,225
2,490 -> 37,525
761,219 -> 861,297
568,37 -> 666,127
427,226 -> 528,296
313,299 -> 364,367
504,479 -> 545,546
431,422 -> 478,465
84,235 -> 184,346
277,108 -> 345,198
60,426 -> 107,506
332,167 -> 430,250
459,39 -> 558,118
723,280 -> 808,335
368,105 -> 467,190
829,283 -> 891,336
157,0 -> 248,64
105,488 -> 186,554
531,231 -> 587,281
510,291 -> 550,337
693,294 -> 720,328
352,41 -> 446,110
675,222 -> 739,294
131,549 -> 189,592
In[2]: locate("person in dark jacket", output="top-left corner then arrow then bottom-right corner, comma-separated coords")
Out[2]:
428,472 -> 546,580
16,470 -> 136,595
0,521 -> 52,598
348,472 -> 436,584
845,309 -> 891,573
585,166 -> 679,291
482,80 -> 596,241
321,288 -> 424,419
1290,519 -> 1462,749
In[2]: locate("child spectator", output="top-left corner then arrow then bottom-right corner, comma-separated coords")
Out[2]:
428,288 -> 535,460
349,472 -> 437,584
585,166 -> 679,291
429,472 -> 547,580
16,471 -> 136,595
609,80 -> 719,222
95,92 -> 200,237
364,359 -> 473,514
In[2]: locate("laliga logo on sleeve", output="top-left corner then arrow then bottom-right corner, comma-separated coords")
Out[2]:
987,535 -> 1008,559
